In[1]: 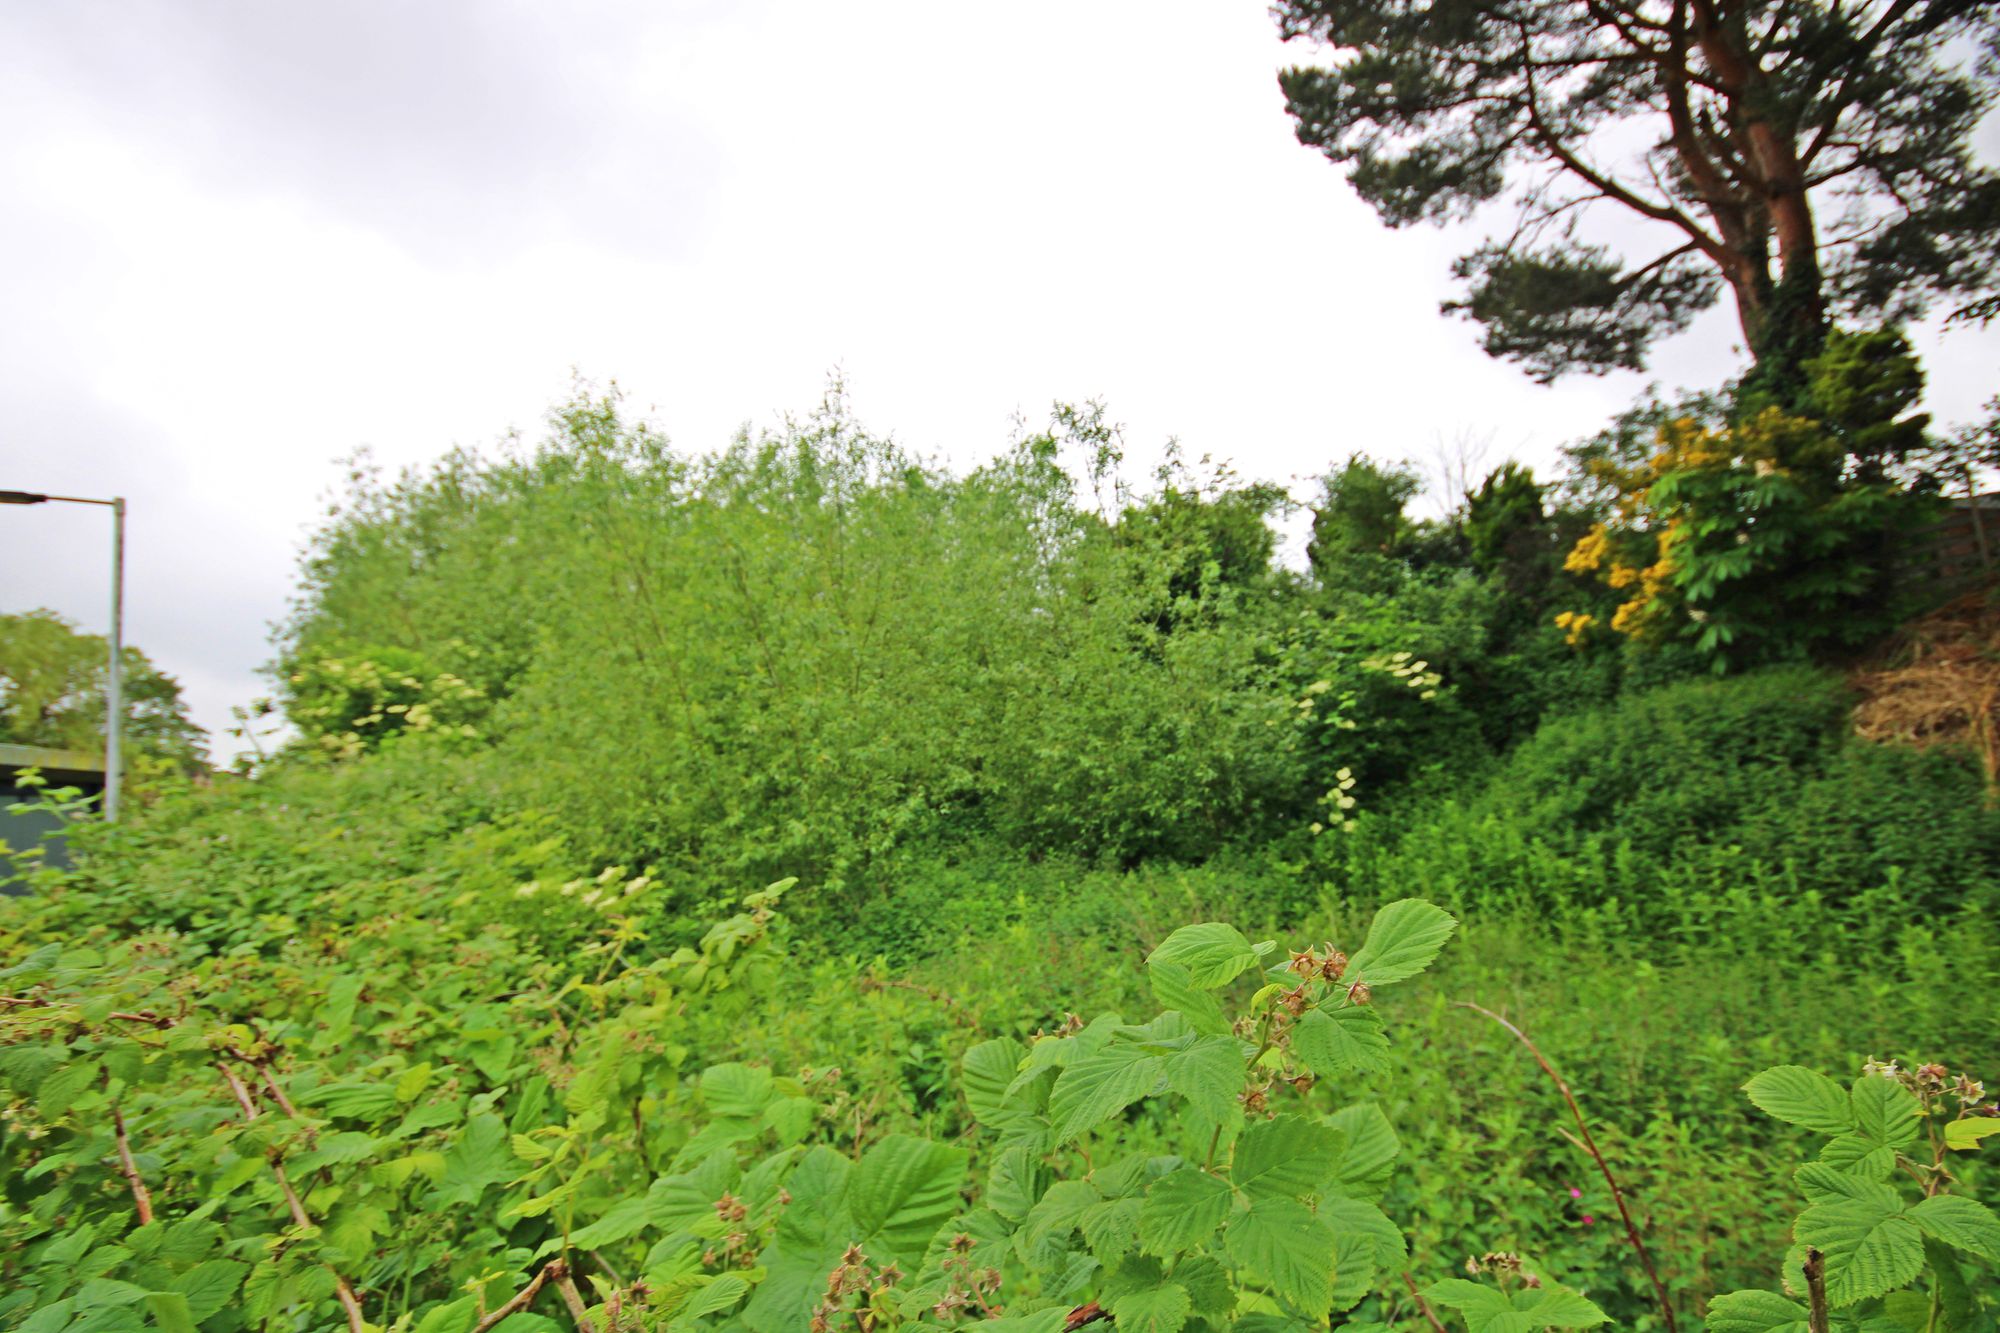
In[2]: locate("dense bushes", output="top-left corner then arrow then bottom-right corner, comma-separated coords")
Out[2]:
1333,667 -> 2000,932
276,388 -> 1478,910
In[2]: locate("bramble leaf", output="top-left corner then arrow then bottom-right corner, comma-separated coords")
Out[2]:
1161,1035 -> 1245,1123
1147,924 -> 1260,990
1909,1194 -> 2000,1264
1293,1005 -> 1390,1077
699,1063 -> 774,1120
1224,1195 -> 1336,1319
1425,1275 -> 1607,1332
1148,960 -> 1231,1036
1746,1067 -> 1858,1136
1346,899 -> 1457,986
1703,1289 -> 1811,1333
1319,1196 -> 1406,1270
1324,1103 -> 1400,1197
1138,1168 -> 1235,1256
1849,1077 -> 1920,1149
1106,1281 -> 1191,1333
1794,1196 -> 1923,1306
1231,1115 -> 1340,1201
1511,1282 -> 1610,1327
1816,1132 -> 1895,1179
1049,1046 -> 1163,1143
1944,1117 -> 2000,1151
987,1143 -> 1046,1224
850,1134 -> 967,1263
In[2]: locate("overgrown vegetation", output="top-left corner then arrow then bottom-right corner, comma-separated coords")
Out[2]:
3,366 -> 1984,1328
4,358 -> 1997,1333
7,0 -> 1999,1315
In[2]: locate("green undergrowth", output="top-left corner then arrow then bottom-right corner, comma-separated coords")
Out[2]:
5,660 -> 1998,1331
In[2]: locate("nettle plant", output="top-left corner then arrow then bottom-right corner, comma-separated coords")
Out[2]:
1708,1060 -> 2000,1333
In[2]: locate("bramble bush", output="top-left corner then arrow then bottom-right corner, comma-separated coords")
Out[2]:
3,869 -> 1645,1333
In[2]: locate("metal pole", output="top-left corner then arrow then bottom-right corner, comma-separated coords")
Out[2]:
105,497 -> 125,822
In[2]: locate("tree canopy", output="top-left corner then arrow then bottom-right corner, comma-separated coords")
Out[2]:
0,609 -> 206,771
1274,0 -> 2000,389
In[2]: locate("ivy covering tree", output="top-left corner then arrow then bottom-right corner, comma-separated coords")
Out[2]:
1273,0 -> 2000,392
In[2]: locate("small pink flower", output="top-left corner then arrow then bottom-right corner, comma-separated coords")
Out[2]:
1581,1215 -> 1596,1226
1569,1188 -> 1582,1199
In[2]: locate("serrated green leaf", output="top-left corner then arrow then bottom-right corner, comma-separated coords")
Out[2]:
963,1038 -> 1030,1124
1224,1195 -> 1336,1319
1328,1230 -> 1377,1311
1818,1132 -> 1895,1179
1794,1164 -> 1901,1207
1703,1289 -> 1811,1333
142,1292 -> 195,1333
682,1274 -> 750,1318
987,1144 -> 1045,1224
1080,1196 -> 1142,1266
434,1114 -> 518,1207
1346,899 -> 1456,986
1138,1168 -> 1234,1257
1795,1197 -> 1923,1306
1319,1196 -> 1405,1270
1944,1117 -> 2000,1151
850,1134 -> 967,1264
1850,1077 -> 1920,1149
1148,960 -> 1231,1036
1746,1067 -> 1858,1136
1325,1103 -> 1400,1197
164,1260 -> 247,1322
1512,1281 -> 1609,1328
1146,924 -> 1259,989
413,1297 -> 477,1333
37,1058 -> 98,1119
1232,1115 -> 1340,1201
1048,1046 -> 1163,1143
297,1080 -> 399,1121
1106,1282 -> 1190,1333
1161,1035 -> 1243,1123
742,1146 -> 852,1333
1173,1254 -> 1234,1315
1423,1278 -> 1514,1328
569,1196 -> 653,1249
1293,1005 -> 1390,1078
699,1063 -> 773,1120
1020,1179 -> 1101,1257
1924,1237 -> 1974,1330
1909,1194 -> 2000,1264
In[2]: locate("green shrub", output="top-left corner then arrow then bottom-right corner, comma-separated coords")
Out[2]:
1334,666 -> 2000,932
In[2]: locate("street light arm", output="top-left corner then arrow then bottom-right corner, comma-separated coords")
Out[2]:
0,490 -> 116,506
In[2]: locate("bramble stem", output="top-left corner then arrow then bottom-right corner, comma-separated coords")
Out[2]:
109,1100 -> 155,1224
555,1270 -> 595,1333
1803,1248 -> 1830,1333
216,1060 -> 366,1333
1453,1000 -> 1679,1333
1403,1272 -> 1448,1333
471,1261 -> 569,1333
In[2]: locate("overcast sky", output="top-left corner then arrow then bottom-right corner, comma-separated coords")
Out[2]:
3,0 -> 1995,760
